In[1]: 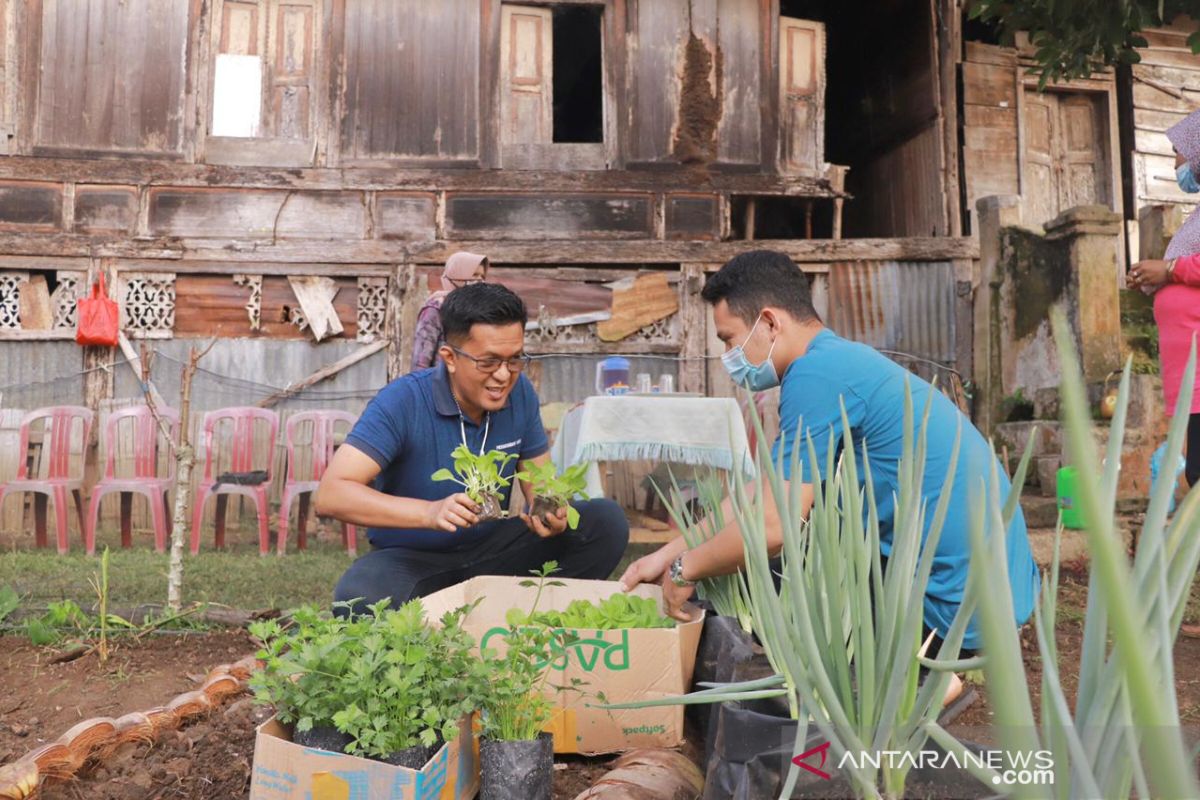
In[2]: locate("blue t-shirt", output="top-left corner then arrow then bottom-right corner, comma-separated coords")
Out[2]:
344,365 -> 549,551
771,330 -> 1040,650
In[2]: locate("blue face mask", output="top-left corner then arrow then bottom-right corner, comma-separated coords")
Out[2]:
1177,163 -> 1200,194
721,313 -> 780,391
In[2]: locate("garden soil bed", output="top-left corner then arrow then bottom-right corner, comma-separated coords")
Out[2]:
945,567 -> 1200,742
6,568 -> 1200,798
0,630 -> 635,799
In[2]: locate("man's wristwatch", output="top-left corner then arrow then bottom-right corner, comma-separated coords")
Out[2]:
668,554 -> 694,587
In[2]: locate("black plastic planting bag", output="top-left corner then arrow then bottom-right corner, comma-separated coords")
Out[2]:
703,701 -> 807,800
480,733 -> 553,800
689,611 -> 761,761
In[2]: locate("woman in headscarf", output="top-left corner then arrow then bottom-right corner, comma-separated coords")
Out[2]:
409,252 -> 489,371
1129,109 -> 1200,488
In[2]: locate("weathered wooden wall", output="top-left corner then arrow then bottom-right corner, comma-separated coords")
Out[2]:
336,0 -> 479,161
0,0 -> 840,175
626,0 -> 772,169
961,43 -> 1021,233
1126,16 -> 1200,261
24,0 -> 192,156
960,41 -> 1123,242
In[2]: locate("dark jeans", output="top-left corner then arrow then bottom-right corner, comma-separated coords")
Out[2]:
332,498 -> 629,616
1188,413 -> 1200,488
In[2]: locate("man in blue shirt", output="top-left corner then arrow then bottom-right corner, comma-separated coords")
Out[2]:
318,282 -> 628,613
621,250 -> 1039,664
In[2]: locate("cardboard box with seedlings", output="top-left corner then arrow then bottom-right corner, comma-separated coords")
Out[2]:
422,576 -> 704,755
249,715 -> 479,800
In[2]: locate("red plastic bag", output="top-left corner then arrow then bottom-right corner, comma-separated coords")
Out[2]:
75,274 -> 119,347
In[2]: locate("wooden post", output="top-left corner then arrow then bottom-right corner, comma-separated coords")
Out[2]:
386,263 -> 418,380
678,264 -> 707,395
974,195 -> 1022,436
257,340 -> 387,408
82,260 -> 116,493
167,342 -> 212,612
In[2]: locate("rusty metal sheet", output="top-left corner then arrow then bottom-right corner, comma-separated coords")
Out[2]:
826,260 -> 957,368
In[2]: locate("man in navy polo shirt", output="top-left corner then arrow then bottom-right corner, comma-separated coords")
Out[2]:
317,282 -> 628,613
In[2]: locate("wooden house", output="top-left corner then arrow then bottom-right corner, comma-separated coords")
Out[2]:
0,0 -> 979,408
958,13 -> 1200,263
0,0 -> 993,535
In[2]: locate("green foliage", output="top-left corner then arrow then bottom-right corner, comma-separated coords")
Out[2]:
249,598 -> 489,759
516,461 -> 590,529
0,585 -> 19,625
24,599 -> 90,646
431,444 -> 518,505
657,470 -> 754,633
479,561 -> 582,742
961,313 -> 1200,800
969,0 -> 1200,86
999,388 -> 1035,422
507,593 -> 674,631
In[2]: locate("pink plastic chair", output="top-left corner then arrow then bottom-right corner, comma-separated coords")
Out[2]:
190,407 -> 279,555
85,405 -> 180,555
0,406 -> 94,554
278,410 -> 358,555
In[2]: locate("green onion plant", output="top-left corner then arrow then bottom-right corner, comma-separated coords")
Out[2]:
960,312 -> 1200,800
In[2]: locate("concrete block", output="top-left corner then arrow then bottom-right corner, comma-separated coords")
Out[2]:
1020,494 -> 1061,529
1036,456 -> 1061,497
1033,388 -> 1060,421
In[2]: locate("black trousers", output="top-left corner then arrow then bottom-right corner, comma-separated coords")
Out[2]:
1188,413 -> 1200,488
332,498 -> 629,617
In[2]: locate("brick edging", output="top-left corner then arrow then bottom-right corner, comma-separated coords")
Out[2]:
0,653 -> 260,799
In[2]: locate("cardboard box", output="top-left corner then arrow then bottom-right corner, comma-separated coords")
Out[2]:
421,577 -> 704,755
248,715 -> 479,800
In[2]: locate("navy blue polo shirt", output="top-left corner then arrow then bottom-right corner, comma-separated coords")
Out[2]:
344,364 -> 549,550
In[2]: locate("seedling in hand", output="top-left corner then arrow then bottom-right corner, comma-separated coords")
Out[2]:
432,444 -> 519,520
516,461 -> 590,529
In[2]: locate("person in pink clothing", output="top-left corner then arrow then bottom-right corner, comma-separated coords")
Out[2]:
1130,109 -> 1200,487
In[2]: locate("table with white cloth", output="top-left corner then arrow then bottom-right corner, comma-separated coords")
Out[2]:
549,395 -> 757,503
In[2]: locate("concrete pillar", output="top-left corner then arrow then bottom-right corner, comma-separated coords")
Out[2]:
1044,205 -> 1124,383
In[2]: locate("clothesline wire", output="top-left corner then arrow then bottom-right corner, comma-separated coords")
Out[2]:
0,345 -> 960,399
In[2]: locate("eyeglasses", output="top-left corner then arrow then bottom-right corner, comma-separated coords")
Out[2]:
449,346 -> 532,374
448,277 -> 485,289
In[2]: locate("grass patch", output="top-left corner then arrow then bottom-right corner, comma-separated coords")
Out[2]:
0,544 -> 353,611
0,527 -> 659,614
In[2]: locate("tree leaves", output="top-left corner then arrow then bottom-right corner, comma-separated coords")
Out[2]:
970,0 -> 1199,85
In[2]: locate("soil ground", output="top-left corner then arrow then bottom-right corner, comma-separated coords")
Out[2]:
0,630 -> 630,799
5,568 -> 1200,798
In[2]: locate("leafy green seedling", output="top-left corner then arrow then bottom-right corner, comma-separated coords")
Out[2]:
250,597 -> 489,760
432,444 -> 519,519
0,586 -> 19,625
516,461 -> 590,529
507,592 -> 674,631
479,561 -> 584,742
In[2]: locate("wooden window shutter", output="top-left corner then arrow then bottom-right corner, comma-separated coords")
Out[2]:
267,2 -> 315,140
779,17 -> 826,173
209,0 -> 317,163
500,4 -> 552,146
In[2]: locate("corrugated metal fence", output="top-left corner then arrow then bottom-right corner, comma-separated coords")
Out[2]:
826,260 -> 959,376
